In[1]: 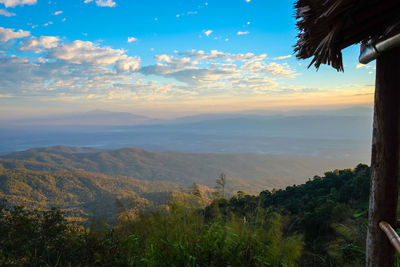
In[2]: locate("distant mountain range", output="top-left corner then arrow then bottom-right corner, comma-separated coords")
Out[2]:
0,109 -> 158,126
0,107 -> 373,160
0,106 -> 373,127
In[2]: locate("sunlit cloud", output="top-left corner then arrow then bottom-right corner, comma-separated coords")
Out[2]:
356,63 -> 372,69
237,31 -> 249,35
273,55 -> 292,60
47,40 -> 140,72
140,50 -> 296,96
84,0 -> 116,7
0,27 -> 30,42
127,37 -> 137,43
43,21 -> 53,27
0,0 -> 36,8
204,30 -> 213,36
19,36 -> 60,53
176,10 -> 198,18
0,26 -> 366,113
265,62 -> 296,78
0,8 -> 15,16
53,10 -> 63,15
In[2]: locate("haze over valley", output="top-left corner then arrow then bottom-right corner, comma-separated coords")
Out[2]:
0,106 -> 372,163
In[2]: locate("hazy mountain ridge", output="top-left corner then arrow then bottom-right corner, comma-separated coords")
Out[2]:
0,108 -> 373,160
0,110 -> 157,127
0,106 -> 373,127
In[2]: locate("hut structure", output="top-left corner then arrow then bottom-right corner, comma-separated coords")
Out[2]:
294,0 -> 400,266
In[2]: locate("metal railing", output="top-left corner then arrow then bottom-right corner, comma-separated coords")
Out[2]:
379,221 -> 400,254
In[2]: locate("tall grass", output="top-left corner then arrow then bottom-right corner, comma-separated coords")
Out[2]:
0,195 -> 304,266
115,196 -> 304,267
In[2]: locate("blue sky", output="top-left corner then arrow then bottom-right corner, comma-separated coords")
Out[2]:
0,0 -> 375,118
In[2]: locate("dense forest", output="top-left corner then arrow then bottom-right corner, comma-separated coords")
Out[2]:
0,164 -> 371,266
0,145 -> 358,193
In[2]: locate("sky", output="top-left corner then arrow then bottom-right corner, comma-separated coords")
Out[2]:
0,0 -> 376,119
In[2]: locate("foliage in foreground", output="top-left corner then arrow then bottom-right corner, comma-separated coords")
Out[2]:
206,164 -> 370,266
0,164 -> 373,266
0,196 -> 303,266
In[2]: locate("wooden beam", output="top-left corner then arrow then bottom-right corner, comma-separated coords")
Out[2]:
366,47 -> 400,266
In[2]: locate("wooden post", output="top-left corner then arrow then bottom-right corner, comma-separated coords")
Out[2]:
366,47 -> 400,266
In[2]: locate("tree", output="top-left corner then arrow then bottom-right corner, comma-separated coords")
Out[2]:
190,183 -> 202,198
216,173 -> 227,198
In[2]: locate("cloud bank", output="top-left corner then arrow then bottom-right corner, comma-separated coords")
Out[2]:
0,26 -> 301,102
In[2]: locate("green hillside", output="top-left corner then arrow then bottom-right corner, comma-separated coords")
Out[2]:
206,164 -> 371,266
0,166 -> 182,222
1,146 -> 361,193
0,164 -> 371,266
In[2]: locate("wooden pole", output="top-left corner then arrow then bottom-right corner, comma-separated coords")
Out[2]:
366,47 -> 400,266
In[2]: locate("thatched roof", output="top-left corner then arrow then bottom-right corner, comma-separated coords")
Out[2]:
294,0 -> 400,71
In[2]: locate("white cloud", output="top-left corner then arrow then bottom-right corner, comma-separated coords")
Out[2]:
231,76 -> 278,92
204,30 -> 213,36
127,37 -> 137,43
47,40 -> 140,72
19,36 -> 60,53
356,63 -> 372,69
0,54 -> 44,94
53,10 -> 63,15
0,28 -> 299,101
176,11 -> 198,18
180,49 -> 258,62
84,0 -> 116,7
140,49 -> 296,97
0,0 -> 36,7
265,62 -> 296,78
0,54 -> 126,97
43,21 -> 53,27
237,31 -> 249,35
245,0 -> 251,2
273,55 -> 292,60
240,59 -> 295,78
0,8 -> 15,16
95,0 -> 116,7
0,27 -> 30,42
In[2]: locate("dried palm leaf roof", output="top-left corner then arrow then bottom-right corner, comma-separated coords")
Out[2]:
294,0 -> 400,71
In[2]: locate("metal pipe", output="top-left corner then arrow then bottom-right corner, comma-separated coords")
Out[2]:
359,33 -> 400,64
379,221 -> 400,255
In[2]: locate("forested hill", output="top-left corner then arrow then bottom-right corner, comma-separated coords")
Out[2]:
206,164 -> 370,266
1,146 -> 360,193
0,164 -> 371,266
0,166 -> 183,221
